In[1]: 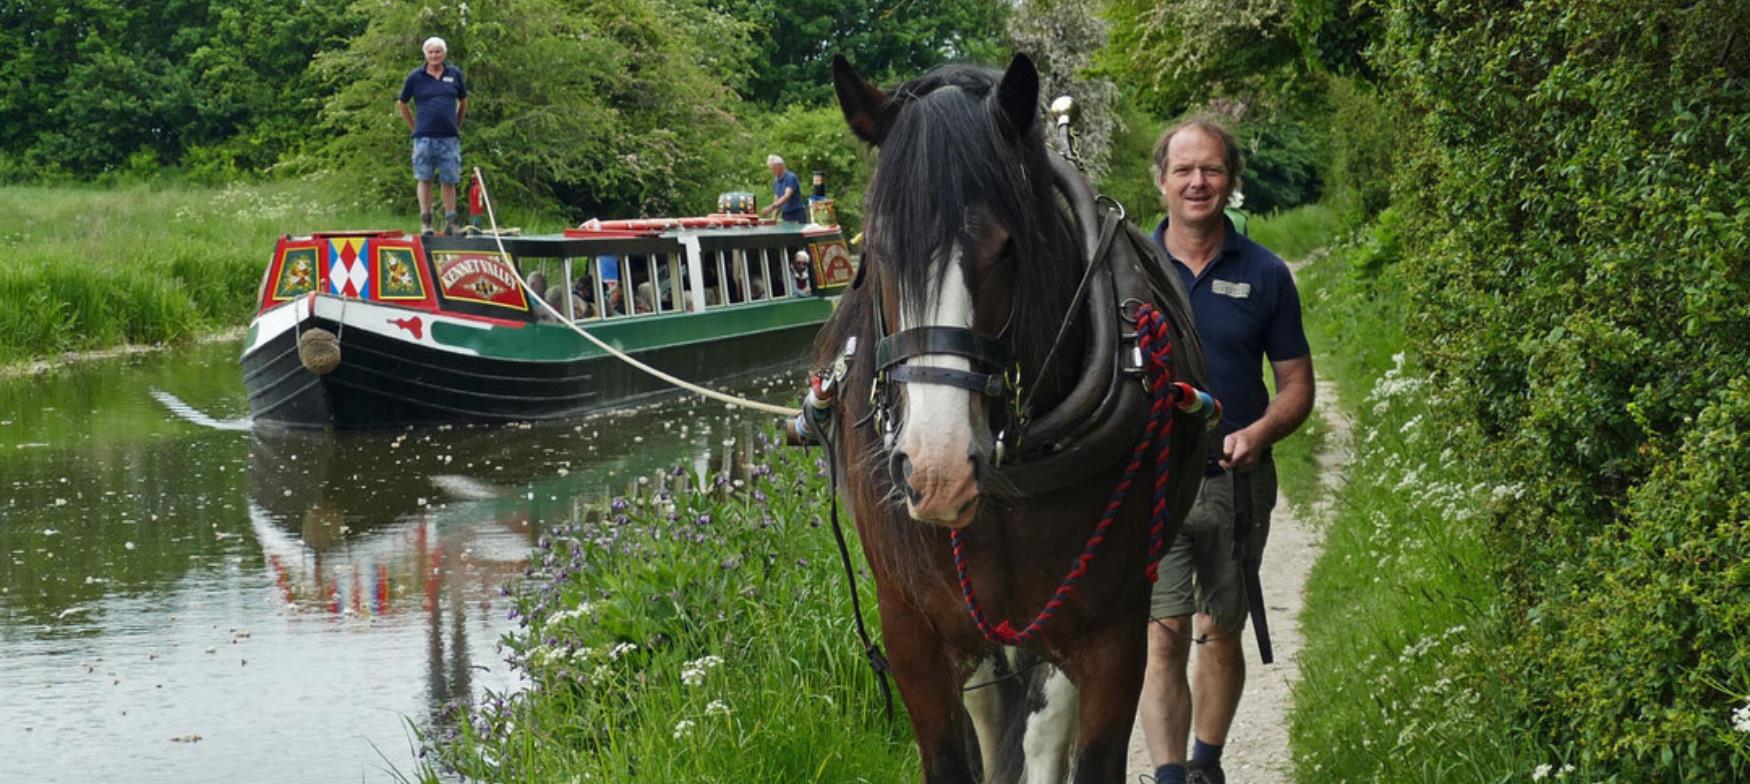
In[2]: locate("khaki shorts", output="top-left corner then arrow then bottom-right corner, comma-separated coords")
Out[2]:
1149,458 -> 1278,632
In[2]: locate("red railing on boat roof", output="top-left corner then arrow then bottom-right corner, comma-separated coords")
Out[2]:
307,229 -> 405,239
563,214 -> 764,238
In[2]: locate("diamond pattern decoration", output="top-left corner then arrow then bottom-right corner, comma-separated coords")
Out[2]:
327,238 -> 372,299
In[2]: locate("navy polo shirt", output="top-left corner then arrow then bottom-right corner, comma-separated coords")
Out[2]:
773,170 -> 807,223
399,64 -> 468,138
1154,218 -> 1309,449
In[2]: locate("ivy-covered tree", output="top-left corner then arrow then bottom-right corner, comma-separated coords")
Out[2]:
1007,0 -> 1119,181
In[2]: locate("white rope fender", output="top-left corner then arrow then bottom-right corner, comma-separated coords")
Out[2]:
472,167 -> 803,418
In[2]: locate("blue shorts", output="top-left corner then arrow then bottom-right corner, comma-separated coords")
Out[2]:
411,136 -> 462,184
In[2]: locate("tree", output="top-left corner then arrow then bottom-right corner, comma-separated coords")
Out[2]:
311,0 -> 753,218
1007,0 -> 1118,181
723,0 -> 1011,106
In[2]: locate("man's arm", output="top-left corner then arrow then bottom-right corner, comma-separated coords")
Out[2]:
398,100 -> 415,131
1221,354 -> 1315,471
455,97 -> 466,130
763,186 -> 797,215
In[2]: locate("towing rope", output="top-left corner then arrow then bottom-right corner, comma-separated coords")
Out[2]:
473,167 -> 803,418
952,302 -> 1204,647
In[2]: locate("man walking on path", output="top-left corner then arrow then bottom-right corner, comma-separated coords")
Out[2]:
1140,117 -> 1315,784
397,36 -> 468,235
761,155 -> 809,224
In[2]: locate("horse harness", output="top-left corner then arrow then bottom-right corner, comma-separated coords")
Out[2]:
851,155 -> 1210,492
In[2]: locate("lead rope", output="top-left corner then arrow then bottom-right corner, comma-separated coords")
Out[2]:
812,402 -> 896,720
953,302 -> 1206,646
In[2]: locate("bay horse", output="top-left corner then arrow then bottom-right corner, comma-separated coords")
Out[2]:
814,54 -> 1211,782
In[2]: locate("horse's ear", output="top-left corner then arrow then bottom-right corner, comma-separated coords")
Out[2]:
994,53 -> 1040,140
833,55 -> 896,145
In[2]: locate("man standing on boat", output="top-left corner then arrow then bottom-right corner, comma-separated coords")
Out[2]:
397,37 -> 468,236
1140,116 -> 1315,784
762,155 -> 809,225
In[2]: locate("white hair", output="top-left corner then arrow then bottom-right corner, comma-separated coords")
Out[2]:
423,37 -> 447,53
766,154 -> 784,166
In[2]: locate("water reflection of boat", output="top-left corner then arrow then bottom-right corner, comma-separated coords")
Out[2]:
241,218 -> 856,429
244,430 -> 540,616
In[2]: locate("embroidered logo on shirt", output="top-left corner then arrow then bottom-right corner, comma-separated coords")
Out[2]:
1212,279 -> 1251,299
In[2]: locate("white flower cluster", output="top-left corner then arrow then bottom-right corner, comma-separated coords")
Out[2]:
680,654 -> 725,687
1531,762 -> 1575,780
672,719 -> 694,740
1733,699 -> 1750,733
545,602 -> 596,626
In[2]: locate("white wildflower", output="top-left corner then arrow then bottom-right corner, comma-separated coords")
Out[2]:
672,719 -> 694,740
1732,699 -> 1750,733
606,642 -> 637,660
705,700 -> 731,716
680,666 -> 707,687
1532,763 -> 1552,780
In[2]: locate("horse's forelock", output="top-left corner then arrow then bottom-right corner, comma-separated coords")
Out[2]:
863,64 -> 1079,389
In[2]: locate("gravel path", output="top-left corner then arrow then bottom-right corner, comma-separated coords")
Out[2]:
1123,261 -> 1353,782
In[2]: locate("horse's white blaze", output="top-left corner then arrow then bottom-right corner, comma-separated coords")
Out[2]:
1020,667 -> 1079,784
960,655 -> 1005,779
897,245 -> 979,522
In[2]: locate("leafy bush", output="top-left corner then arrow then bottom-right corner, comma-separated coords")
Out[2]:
1321,75 -> 1397,225
1370,0 -> 1750,777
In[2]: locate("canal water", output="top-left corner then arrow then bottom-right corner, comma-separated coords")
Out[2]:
0,338 -> 801,783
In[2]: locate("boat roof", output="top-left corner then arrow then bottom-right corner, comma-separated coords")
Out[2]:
307,221 -> 842,259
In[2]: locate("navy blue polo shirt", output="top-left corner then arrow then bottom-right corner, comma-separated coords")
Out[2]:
773,170 -> 807,223
1154,218 -> 1309,449
399,64 -> 468,138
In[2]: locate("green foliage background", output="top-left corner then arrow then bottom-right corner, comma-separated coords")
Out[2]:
1376,1 -> 1750,776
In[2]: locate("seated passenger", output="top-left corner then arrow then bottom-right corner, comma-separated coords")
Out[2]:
546,285 -> 589,320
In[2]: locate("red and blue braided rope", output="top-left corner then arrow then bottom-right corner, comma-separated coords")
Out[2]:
952,303 -> 1197,647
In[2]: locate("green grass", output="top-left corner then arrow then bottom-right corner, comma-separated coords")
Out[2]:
0,182 -> 562,365
1248,202 -> 1343,261
422,434 -> 918,783
1269,401 -> 1328,517
1287,233 -> 1557,782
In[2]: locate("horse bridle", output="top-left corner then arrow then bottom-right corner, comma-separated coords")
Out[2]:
866,268 -> 1026,461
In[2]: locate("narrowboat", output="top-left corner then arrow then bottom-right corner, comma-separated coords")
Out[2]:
241,215 -> 857,429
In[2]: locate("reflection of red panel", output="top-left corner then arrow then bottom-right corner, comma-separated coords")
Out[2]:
375,565 -> 390,615
430,250 -> 529,311
809,239 -> 857,290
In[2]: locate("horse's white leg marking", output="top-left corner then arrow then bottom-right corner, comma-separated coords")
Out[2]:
962,655 -> 1005,781
897,245 -> 981,523
1020,666 -> 1079,784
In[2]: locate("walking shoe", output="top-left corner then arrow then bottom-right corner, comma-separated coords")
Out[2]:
444,212 -> 463,236
1185,762 -> 1225,784
420,212 -> 434,235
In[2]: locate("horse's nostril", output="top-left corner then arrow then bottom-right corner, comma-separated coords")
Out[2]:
889,452 -> 922,503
